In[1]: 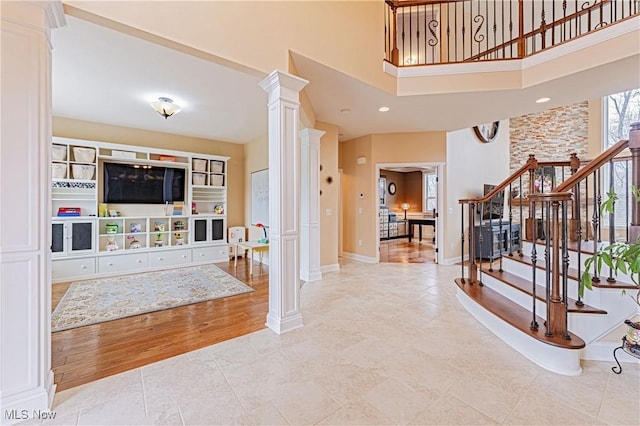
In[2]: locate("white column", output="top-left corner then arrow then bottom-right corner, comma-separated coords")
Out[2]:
259,70 -> 308,334
1,1 -> 64,421
300,128 -> 324,282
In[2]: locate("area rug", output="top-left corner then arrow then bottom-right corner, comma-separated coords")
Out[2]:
51,264 -> 254,332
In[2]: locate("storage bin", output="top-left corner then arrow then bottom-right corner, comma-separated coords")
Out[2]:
73,147 -> 96,163
52,162 -> 67,179
210,174 -> 224,186
192,159 -> 207,172
72,164 -> 95,180
52,145 -> 67,161
210,161 -> 224,173
193,172 -> 206,185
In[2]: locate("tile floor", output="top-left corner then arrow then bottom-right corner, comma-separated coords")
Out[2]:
27,260 -> 640,425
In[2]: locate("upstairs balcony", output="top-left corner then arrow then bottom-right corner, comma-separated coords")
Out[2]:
385,0 -> 640,67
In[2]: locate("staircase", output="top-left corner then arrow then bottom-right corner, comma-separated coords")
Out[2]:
456,125 -> 640,375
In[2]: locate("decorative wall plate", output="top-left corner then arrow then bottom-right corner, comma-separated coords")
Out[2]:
473,121 -> 500,143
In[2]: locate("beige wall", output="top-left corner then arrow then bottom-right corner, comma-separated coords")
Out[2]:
53,116 -> 245,227
340,134 -> 372,257
318,121 -> 339,268
243,136 -> 269,241
341,131 -> 446,259
65,2 -> 639,102
65,0 -> 395,94
444,120 -> 510,263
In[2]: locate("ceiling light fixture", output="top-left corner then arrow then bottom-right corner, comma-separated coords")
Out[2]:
378,106 -> 390,112
151,97 -> 182,119
536,97 -> 551,104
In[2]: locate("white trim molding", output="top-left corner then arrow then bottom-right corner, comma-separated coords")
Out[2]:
320,263 -> 340,273
259,70 -> 308,335
341,252 -> 377,264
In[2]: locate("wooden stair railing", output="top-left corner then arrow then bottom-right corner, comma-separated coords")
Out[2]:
385,0 -> 640,66
458,153 -> 579,287
456,122 -> 640,347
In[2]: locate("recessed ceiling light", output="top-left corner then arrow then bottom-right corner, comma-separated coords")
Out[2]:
378,106 -> 390,112
536,97 -> 551,104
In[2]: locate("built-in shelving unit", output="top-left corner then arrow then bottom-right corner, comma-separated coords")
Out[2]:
50,137 -> 230,282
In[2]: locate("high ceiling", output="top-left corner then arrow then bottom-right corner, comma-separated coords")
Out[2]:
52,16 -> 639,144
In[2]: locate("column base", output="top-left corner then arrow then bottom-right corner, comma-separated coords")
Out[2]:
266,312 -> 304,335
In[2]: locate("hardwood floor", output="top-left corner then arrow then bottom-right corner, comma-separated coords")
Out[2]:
379,238 -> 436,263
51,257 -> 269,392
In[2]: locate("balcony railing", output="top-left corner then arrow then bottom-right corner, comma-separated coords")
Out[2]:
385,0 -> 640,66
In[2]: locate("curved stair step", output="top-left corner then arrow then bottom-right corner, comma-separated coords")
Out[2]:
483,269 -> 607,314
455,278 -> 585,349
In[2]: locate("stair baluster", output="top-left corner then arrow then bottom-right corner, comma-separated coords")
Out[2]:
519,175 -> 523,256
544,200 -> 552,337
530,199 -> 539,331
460,203 -> 465,283
576,180 -> 584,306
561,199 -> 571,340
584,177 -> 590,242
479,203 -> 485,285
592,169 -> 601,283
607,159 -> 616,283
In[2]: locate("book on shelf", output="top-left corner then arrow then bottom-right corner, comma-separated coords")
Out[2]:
172,202 -> 184,215
57,207 -> 81,216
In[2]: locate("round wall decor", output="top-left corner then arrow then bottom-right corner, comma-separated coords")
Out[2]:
388,182 -> 397,195
473,121 -> 500,143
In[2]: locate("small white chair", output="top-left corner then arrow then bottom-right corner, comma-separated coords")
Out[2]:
228,226 -> 246,258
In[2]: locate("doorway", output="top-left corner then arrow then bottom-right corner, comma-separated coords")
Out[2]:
376,162 -> 444,264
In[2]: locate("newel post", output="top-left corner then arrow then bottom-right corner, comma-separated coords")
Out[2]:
629,122 -> 640,243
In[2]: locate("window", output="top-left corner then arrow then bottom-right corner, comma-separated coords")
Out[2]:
605,90 -> 640,148
604,89 -> 640,228
423,172 -> 437,213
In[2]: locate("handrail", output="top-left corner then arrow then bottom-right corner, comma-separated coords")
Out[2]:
460,158 -> 575,205
385,0 -> 640,66
553,139 -> 629,193
466,0 -> 619,61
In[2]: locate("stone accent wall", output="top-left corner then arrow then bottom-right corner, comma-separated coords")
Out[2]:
510,101 -> 589,174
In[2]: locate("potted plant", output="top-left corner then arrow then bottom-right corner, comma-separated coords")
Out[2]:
580,188 -> 640,349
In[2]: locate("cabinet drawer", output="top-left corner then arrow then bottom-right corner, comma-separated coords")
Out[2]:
53,257 -> 96,280
148,249 -> 192,267
98,253 -> 148,274
192,245 -> 229,263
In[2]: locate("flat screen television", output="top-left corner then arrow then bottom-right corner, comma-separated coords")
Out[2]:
103,162 -> 186,204
482,184 -> 504,220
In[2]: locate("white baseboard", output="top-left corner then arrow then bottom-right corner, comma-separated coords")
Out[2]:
583,341 -> 640,363
1,384 -> 54,425
321,263 -> 340,273
301,270 -> 322,282
340,252 -> 377,264
441,254 -> 467,266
